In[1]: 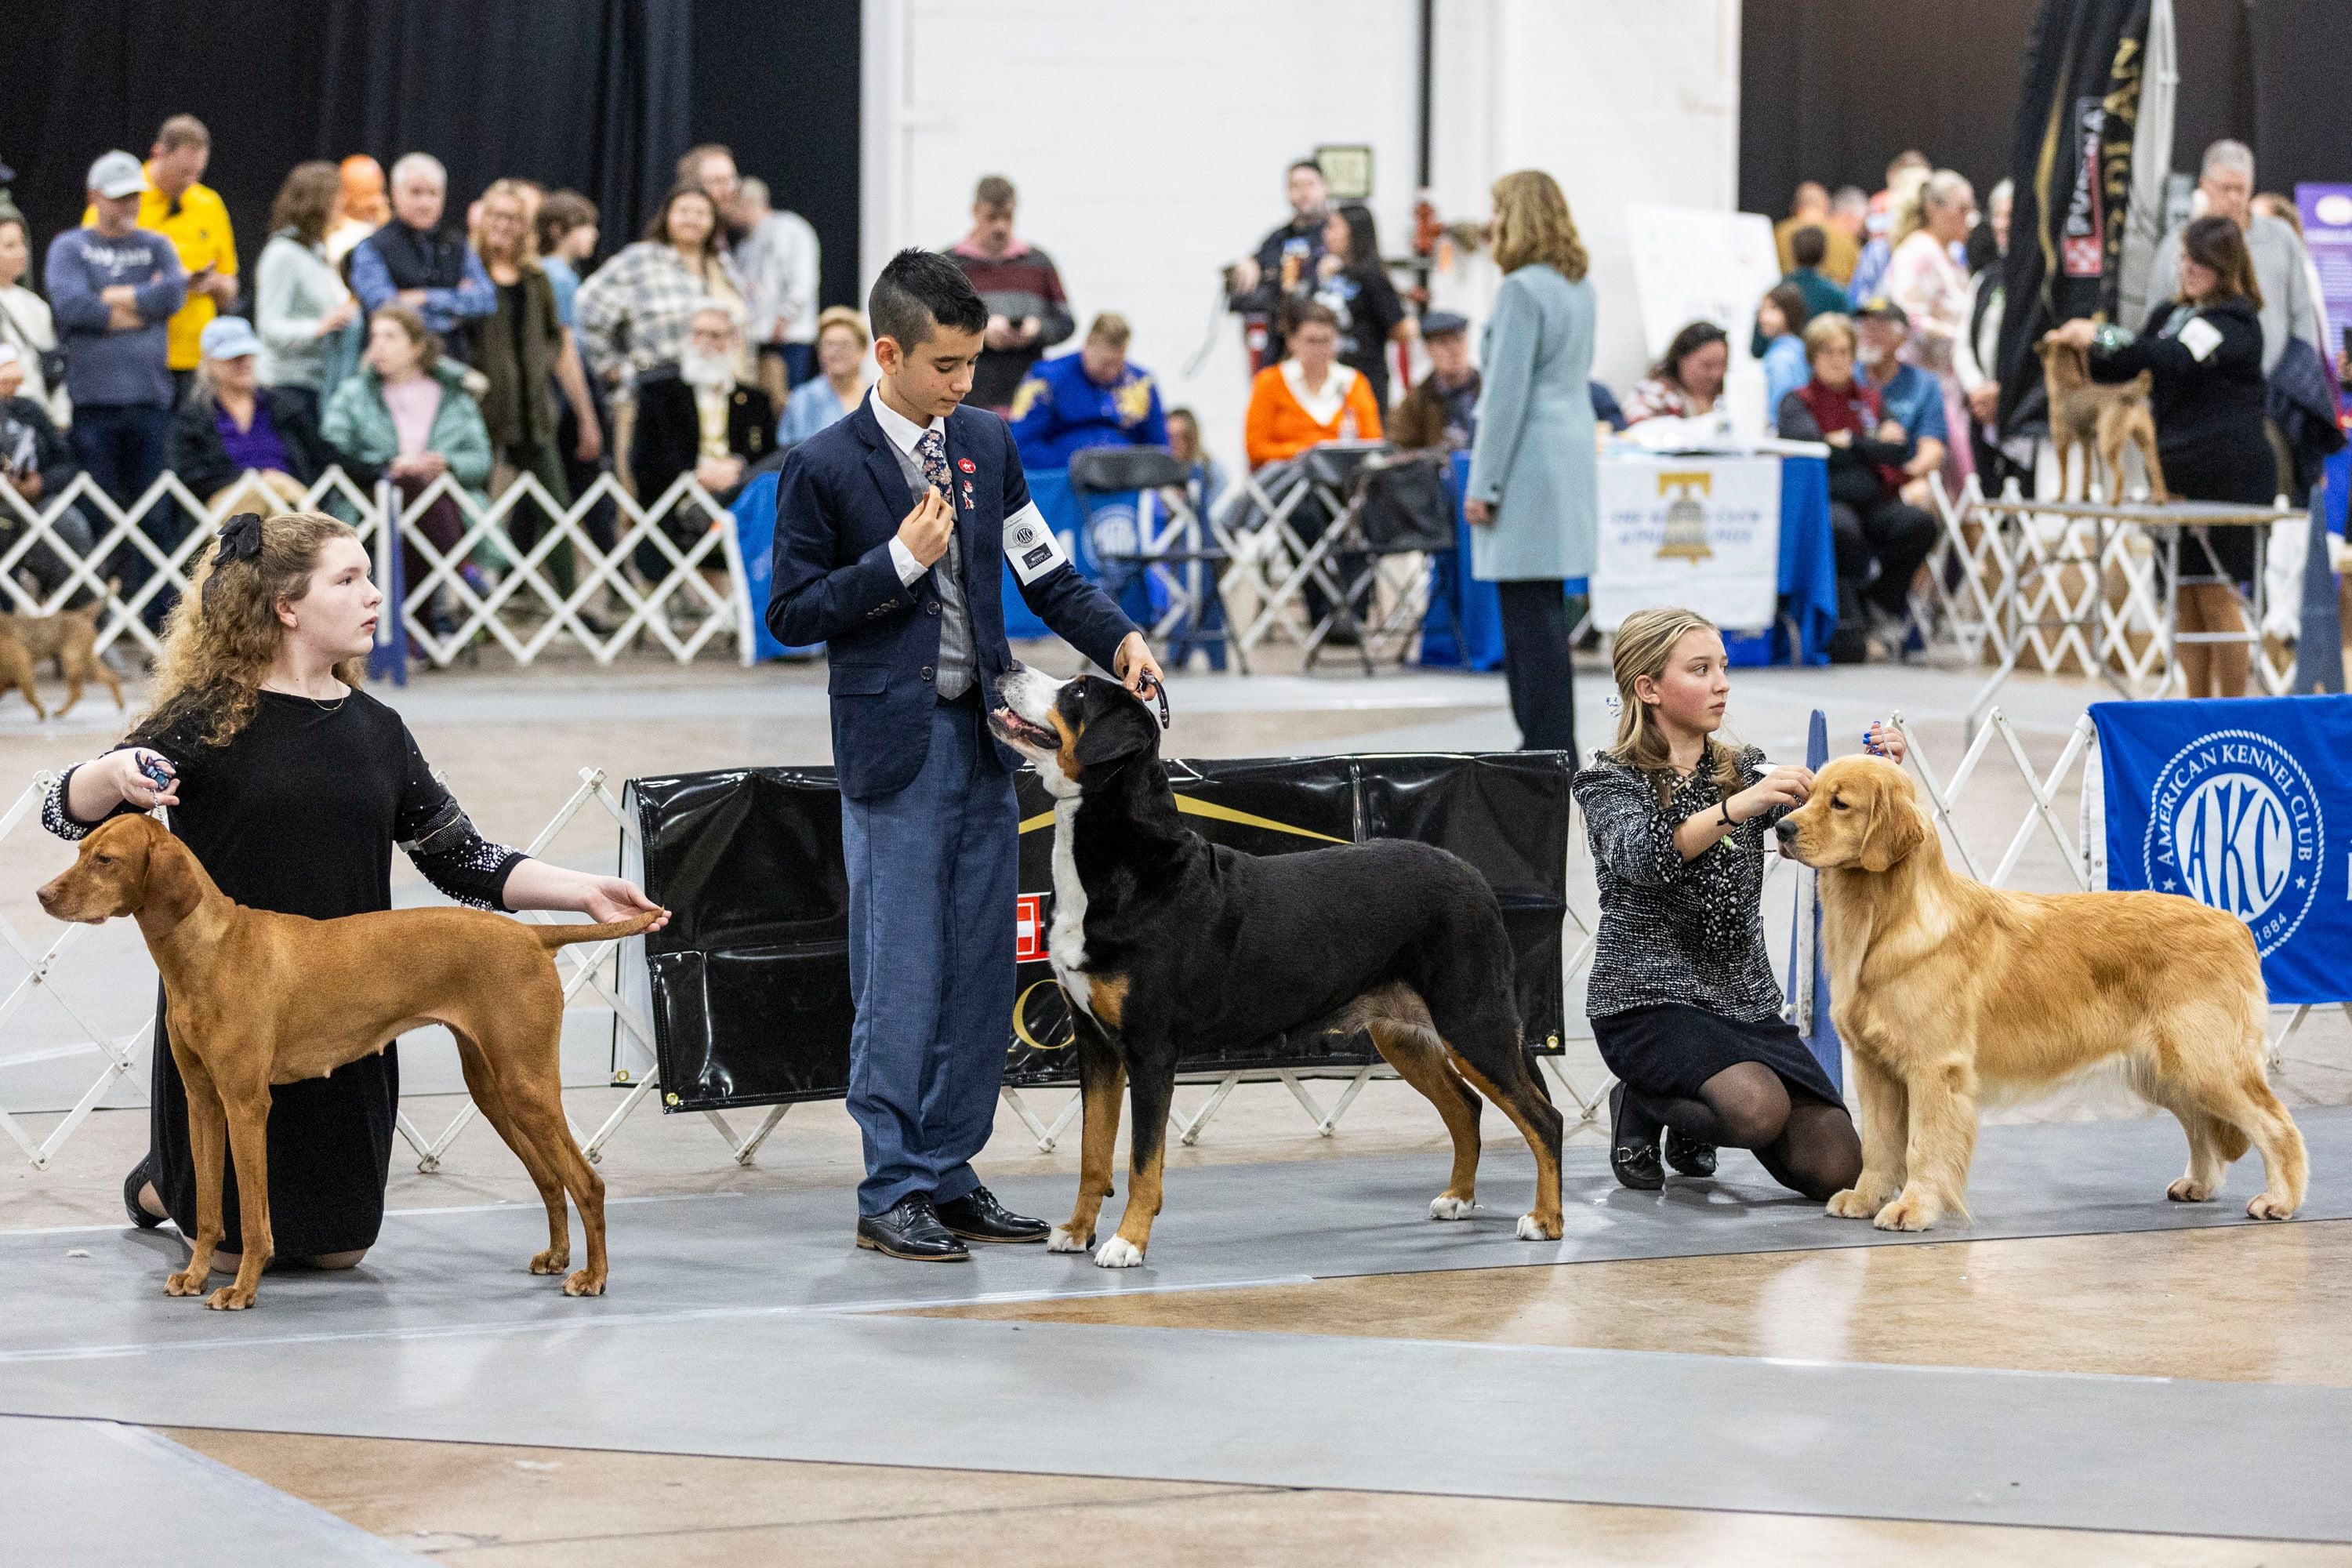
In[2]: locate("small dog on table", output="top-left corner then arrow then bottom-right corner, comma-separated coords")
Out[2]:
2035,336 -> 2167,504
0,589 -> 122,720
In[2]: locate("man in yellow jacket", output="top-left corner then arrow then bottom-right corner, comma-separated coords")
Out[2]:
84,115 -> 236,400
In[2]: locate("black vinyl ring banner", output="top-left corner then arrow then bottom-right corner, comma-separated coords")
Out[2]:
626,753 -> 1570,1115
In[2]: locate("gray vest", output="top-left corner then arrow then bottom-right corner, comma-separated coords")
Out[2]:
888,438 -> 975,700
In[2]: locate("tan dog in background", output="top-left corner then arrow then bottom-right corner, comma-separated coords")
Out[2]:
2037,336 -> 2167,503
0,589 -> 123,720
38,813 -> 661,1309
1777,756 -> 2304,1232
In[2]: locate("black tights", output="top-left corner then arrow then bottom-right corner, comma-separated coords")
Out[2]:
1628,1062 -> 1863,1201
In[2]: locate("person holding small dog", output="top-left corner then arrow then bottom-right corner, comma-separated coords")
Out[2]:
1574,605 -> 1897,1199
43,508 -> 662,1274
2044,216 -> 2272,699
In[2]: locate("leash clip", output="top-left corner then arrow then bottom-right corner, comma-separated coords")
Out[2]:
1137,670 -> 1171,729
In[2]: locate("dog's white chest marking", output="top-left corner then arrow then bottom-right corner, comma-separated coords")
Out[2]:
1047,797 -> 1094,1019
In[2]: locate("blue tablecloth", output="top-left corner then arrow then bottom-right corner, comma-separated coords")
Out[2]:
1420,450 -> 1838,670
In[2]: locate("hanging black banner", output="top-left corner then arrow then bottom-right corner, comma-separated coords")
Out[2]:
1995,0 -> 2154,435
626,753 -> 1570,1114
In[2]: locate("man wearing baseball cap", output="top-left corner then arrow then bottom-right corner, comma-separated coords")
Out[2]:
82,116 -> 238,398
46,150 -> 187,624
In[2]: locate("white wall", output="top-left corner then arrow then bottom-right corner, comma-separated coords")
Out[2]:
862,0 -> 1742,473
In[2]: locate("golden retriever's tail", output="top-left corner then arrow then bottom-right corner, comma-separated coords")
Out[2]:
534,910 -> 664,949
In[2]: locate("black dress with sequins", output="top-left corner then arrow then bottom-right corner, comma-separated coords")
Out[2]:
46,688 -> 523,1256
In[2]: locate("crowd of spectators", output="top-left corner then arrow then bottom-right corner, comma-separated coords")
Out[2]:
0,118 -> 2337,691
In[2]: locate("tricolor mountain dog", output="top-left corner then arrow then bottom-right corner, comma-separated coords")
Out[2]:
989,667 -> 1565,1268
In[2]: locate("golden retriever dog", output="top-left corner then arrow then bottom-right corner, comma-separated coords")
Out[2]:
1777,756 -> 2304,1231
2036,336 -> 2168,503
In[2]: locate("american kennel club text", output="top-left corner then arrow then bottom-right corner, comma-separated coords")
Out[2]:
2144,729 -> 2325,957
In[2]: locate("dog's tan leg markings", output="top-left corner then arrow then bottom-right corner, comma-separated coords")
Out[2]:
165,1042 -> 226,1298
452,1027 -> 572,1273
1876,1060 -> 1977,1232
1367,1016 -> 1483,1218
1054,1030 -> 1124,1254
209,1060 -> 277,1310
1446,1050 -> 1563,1241
1097,1062 -> 1173,1268
2198,1069 -> 2308,1221
1827,1050 -> 1908,1219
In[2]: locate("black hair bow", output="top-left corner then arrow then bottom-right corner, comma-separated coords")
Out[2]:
201,512 -> 265,610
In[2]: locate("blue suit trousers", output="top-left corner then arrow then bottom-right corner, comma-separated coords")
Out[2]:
841,697 -> 1018,1216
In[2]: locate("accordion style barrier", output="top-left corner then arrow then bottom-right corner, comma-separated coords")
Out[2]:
1914,474 -> 2303,728
0,464 -> 753,670
619,753 -> 1573,1153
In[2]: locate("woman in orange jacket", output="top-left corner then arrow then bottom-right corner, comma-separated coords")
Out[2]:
1243,301 -> 1381,468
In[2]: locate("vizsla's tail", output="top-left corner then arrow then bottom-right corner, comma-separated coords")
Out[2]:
534,910 -> 663,949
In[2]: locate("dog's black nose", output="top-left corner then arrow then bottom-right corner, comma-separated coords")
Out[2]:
1774,818 -> 1798,844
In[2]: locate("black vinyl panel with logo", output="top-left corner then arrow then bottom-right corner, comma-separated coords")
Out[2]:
629,753 -> 1570,1114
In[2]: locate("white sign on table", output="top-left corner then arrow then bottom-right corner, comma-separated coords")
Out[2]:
1592,455 -> 1781,633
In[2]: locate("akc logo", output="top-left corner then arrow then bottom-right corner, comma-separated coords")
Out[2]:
2143,728 -> 2323,956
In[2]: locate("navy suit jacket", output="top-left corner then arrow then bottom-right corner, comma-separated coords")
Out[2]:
768,397 -> 1136,800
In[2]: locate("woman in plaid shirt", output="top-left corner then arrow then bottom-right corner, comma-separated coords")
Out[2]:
575,183 -> 748,396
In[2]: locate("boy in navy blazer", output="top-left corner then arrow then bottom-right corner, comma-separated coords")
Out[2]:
769,250 -> 1158,1261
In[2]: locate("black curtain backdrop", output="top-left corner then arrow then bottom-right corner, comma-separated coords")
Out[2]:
0,0 -> 861,310
1737,0 -> 2312,218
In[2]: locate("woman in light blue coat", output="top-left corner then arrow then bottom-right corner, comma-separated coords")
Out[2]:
1465,170 -> 1598,754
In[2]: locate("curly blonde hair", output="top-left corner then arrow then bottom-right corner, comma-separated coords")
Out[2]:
1604,606 -> 1743,804
137,510 -> 369,750
1490,170 -> 1588,282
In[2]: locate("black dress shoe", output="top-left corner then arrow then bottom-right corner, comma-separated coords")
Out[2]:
123,1154 -> 164,1229
1664,1125 -> 1719,1178
855,1196 -> 969,1261
1609,1082 -> 1665,1192
935,1185 -> 1049,1244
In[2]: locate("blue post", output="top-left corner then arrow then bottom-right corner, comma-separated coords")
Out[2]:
1798,707 -> 1841,1091
2294,478 -> 2343,695
367,481 -> 409,687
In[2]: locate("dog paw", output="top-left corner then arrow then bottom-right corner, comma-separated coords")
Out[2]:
1094,1236 -> 1145,1269
1429,1195 -> 1475,1221
1872,1194 -> 1940,1232
165,1269 -> 206,1297
530,1249 -> 571,1276
1047,1225 -> 1093,1253
561,1269 -> 606,1297
1515,1212 -> 1561,1241
1825,1188 -> 1892,1220
2166,1178 -> 2216,1203
2247,1194 -> 2296,1221
204,1284 -> 256,1311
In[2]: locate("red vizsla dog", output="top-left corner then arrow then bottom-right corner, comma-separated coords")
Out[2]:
38,813 -> 661,1309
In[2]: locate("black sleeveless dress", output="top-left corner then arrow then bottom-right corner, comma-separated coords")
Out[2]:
45,688 -> 522,1256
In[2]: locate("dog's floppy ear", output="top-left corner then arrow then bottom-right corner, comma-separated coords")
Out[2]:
128,818 -> 205,927
1073,677 -> 1159,767
1857,772 -> 1926,872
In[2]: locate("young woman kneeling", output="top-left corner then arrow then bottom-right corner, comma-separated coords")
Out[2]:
1572,606 -> 1897,1199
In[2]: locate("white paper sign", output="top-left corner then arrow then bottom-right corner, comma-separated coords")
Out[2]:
1623,203 -> 1783,366
1591,455 -> 1782,633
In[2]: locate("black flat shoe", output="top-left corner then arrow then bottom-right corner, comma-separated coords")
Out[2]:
1609,1083 -> 1665,1192
1663,1125 -> 1719,1179
123,1155 -> 164,1229
855,1196 -> 969,1261
935,1185 -> 1048,1243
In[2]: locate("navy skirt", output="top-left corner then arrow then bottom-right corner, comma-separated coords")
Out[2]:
1592,1002 -> 1842,1108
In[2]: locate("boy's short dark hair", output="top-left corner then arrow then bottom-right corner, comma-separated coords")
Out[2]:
1791,223 -> 1828,269
869,248 -> 987,351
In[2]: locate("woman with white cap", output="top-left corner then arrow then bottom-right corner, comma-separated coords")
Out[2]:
169,315 -> 350,517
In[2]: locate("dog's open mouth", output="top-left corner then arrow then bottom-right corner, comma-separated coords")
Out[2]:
990,707 -> 1056,748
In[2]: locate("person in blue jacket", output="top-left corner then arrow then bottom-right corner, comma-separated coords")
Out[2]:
1007,312 -> 1167,470
768,250 -> 1160,1264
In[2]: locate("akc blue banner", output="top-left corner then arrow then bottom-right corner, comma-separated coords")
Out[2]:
2094,696 -> 2352,1005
